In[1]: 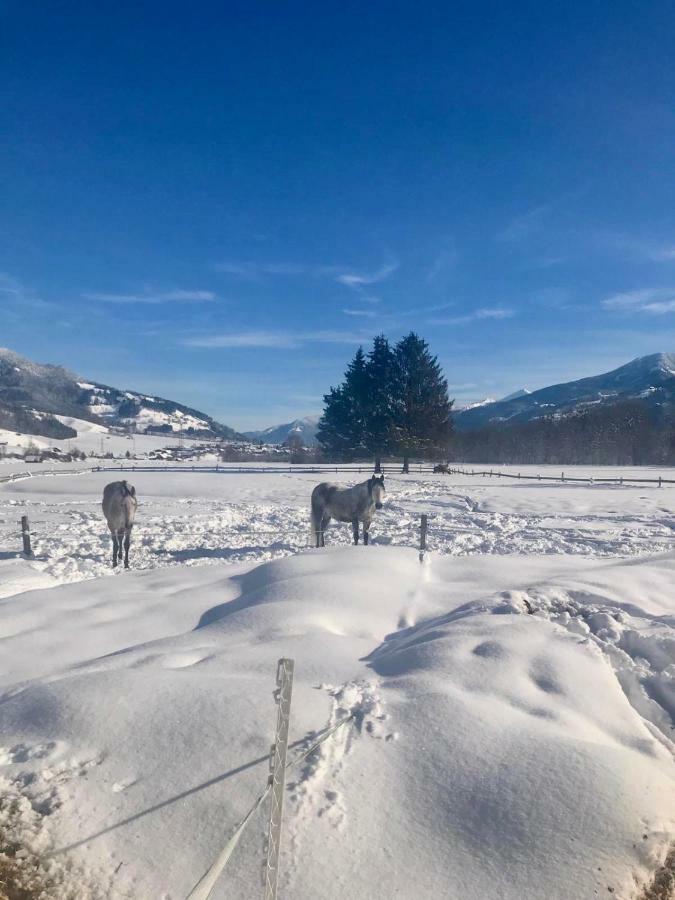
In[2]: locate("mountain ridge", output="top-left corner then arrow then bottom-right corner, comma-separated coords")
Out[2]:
0,347 -> 241,441
455,353 -> 675,430
244,415 -> 320,446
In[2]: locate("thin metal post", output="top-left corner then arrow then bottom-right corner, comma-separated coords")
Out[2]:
263,658 -> 294,900
419,514 -> 428,563
21,516 -> 32,557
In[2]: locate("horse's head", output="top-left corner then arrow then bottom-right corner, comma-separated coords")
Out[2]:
370,474 -> 386,509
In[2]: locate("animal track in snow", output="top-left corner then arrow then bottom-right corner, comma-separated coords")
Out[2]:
0,741 -> 57,765
286,678 -> 395,878
112,777 -> 137,793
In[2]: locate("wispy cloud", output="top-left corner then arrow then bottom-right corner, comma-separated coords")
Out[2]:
336,259 -> 399,289
213,256 -> 399,298
602,288 -> 675,315
598,233 -> 675,263
429,308 -> 515,325
650,247 -> 675,262
497,204 -> 551,243
342,308 -> 380,318
83,289 -> 217,304
426,242 -> 459,283
529,287 -> 575,309
0,272 -> 57,312
341,300 -> 454,323
213,261 -> 342,280
184,329 -> 371,349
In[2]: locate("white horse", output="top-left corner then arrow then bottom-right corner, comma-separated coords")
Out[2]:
102,480 -> 137,568
310,474 -> 386,547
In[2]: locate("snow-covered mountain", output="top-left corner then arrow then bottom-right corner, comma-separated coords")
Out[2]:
0,347 -> 240,440
500,388 -> 531,402
244,415 -> 320,446
455,353 -> 675,430
457,388 -> 529,412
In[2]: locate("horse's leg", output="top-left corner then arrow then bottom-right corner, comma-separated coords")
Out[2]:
352,518 -> 359,545
123,529 -> 131,569
111,531 -> 118,568
363,516 -> 371,545
117,529 -> 125,565
320,515 -> 329,547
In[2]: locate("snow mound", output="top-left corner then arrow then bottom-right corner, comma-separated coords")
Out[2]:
0,547 -> 673,898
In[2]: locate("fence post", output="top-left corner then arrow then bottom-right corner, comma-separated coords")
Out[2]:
419,514 -> 428,563
561,472 -> 565,483
263,658 -> 294,900
20,516 -> 32,558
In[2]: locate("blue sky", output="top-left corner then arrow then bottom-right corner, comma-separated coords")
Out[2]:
2,1 -> 675,430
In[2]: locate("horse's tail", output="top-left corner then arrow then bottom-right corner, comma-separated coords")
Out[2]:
310,487 -> 324,546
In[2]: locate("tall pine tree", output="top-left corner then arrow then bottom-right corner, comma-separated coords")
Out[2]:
363,335 -> 396,471
317,346 -> 369,459
391,333 -> 454,472
318,333 -> 454,467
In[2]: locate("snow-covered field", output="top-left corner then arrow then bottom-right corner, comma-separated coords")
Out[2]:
1,466 -> 674,899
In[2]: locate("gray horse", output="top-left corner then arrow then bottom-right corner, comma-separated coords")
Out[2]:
102,481 -> 138,568
310,474 -> 386,547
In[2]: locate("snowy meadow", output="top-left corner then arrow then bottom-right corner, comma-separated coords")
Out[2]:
0,464 -> 674,899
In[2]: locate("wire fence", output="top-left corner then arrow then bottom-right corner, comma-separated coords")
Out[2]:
2,461 -> 674,485
0,513 -> 437,559
443,466 -> 675,486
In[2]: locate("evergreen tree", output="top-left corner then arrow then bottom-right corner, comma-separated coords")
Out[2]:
391,333 -> 454,472
363,335 -> 396,471
318,334 -> 455,467
317,347 -> 369,459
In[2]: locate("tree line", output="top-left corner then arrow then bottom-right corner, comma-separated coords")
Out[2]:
451,400 -> 675,466
318,335 -> 675,467
317,333 -> 454,470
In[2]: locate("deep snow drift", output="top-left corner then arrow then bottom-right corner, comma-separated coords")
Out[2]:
1,542 -> 674,899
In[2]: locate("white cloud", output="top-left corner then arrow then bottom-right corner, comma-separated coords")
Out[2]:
602,288 -> 675,315
213,257 -> 399,296
496,205 -> 551,243
83,289 -> 216,304
0,272 -> 56,311
342,308 -> 380,318
184,329 -> 370,349
429,308 -> 515,325
599,234 -> 675,263
336,260 -> 398,289
426,243 -> 459,283
213,261 -> 339,280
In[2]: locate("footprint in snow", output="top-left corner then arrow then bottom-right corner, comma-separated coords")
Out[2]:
112,777 -> 138,793
161,650 -> 214,669
0,741 -> 57,765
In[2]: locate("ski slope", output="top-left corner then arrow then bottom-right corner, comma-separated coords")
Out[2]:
0,466 -> 674,899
